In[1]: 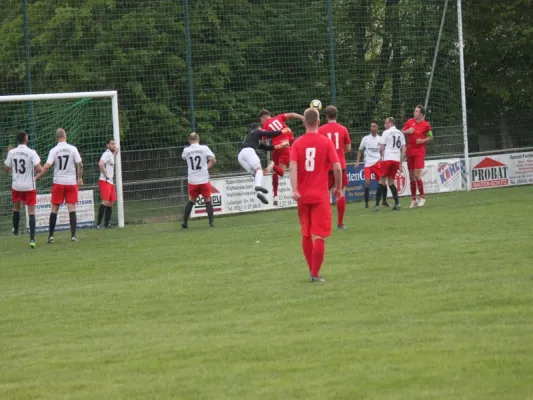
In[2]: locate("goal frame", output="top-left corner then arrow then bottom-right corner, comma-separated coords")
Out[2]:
0,90 -> 125,228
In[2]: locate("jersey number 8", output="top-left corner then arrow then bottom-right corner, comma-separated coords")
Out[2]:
305,147 -> 316,171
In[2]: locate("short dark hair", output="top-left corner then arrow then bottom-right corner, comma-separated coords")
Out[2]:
416,104 -> 425,115
370,120 -> 379,126
250,123 -> 261,131
258,109 -> 271,119
16,131 -> 28,144
325,105 -> 338,120
106,138 -> 115,144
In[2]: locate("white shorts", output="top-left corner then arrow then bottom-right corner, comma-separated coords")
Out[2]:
238,148 -> 261,174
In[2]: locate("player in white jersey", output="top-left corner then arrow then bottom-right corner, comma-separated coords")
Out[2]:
97,139 -> 118,229
356,120 -> 389,209
375,117 -> 405,211
180,132 -> 216,229
3,132 -> 42,248
35,128 -> 83,243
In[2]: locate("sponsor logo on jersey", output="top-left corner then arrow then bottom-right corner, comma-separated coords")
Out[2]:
471,157 -> 509,189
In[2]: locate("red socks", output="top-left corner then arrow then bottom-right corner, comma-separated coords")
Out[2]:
410,180 -> 417,200
416,179 -> 425,198
272,173 -> 279,197
311,238 -> 325,278
302,236 -> 313,272
273,165 -> 284,176
336,196 -> 346,227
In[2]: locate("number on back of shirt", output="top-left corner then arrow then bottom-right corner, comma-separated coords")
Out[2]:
57,155 -> 69,170
305,148 -> 316,171
326,132 -> 340,150
13,159 -> 26,174
268,120 -> 284,131
392,135 -> 402,149
189,156 -> 202,170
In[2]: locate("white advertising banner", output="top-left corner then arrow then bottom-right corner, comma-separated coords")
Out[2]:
470,152 -> 533,189
191,174 -> 297,218
26,190 -> 96,232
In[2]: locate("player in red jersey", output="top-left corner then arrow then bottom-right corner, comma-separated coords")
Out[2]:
402,104 -> 433,208
259,109 -> 304,205
318,105 -> 351,229
290,107 -> 341,282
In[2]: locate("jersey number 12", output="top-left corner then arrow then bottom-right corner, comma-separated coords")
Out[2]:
189,156 -> 201,170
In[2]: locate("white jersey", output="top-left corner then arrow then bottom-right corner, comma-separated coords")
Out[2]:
379,127 -> 406,162
99,150 -> 116,184
181,143 -> 215,185
358,134 -> 381,167
46,142 -> 82,185
4,145 -> 41,191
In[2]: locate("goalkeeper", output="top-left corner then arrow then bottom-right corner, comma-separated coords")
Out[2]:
237,123 -> 290,204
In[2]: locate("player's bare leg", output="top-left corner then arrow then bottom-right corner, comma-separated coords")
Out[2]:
67,203 -> 78,242
271,163 -> 286,206
264,161 -> 275,176
414,168 -> 426,206
48,204 -> 60,243
336,187 -> 347,229
409,169 -> 418,208
388,177 -> 401,210
12,200 -> 22,236
310,235 -> 326,282
28,205 -> 37,248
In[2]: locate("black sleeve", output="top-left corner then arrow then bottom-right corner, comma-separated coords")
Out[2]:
256,129 -> 282,138
258,143 -> 275,151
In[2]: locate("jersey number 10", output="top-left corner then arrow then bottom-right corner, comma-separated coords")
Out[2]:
268,120 -> 284,131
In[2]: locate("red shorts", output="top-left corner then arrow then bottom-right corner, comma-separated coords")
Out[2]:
407,154 -> 425,170
298,201 -> 332,238
272,148 -> 290,167
99,180 -> 117,202
12,189 -> 37,206
51,184 -> 78,205
328,169 -> 348,189
188,183 -> 211,200
364,162 -> 382,180
381,160 -> 400,179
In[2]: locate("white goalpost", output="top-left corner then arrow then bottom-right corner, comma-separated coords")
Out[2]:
0,90 -> 125,228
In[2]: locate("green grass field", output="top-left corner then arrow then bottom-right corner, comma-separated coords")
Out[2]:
1,187 -> 532,400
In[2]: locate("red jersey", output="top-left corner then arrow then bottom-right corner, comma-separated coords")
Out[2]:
262,114 -> 294,146
318,122 -> 351,169
402,118 -> 432,156
290,132 -> 339,204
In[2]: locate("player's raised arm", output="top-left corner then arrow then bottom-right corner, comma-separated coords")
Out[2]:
284,112 -> 305,122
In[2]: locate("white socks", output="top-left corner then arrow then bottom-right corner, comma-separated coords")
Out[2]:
254,170 -> 263,187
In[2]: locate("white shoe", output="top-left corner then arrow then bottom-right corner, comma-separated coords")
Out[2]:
418,197 -> 426,207
273,196 -> 279,206
264,161 -> 275,176
409,200 -> 418,209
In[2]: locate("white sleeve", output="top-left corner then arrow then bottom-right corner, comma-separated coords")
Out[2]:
31,151 -> 41,166
46,149 -> 55,166
205,146 -> 215,159
378,133 -> 386,145
358,137 -> 366,151
181,148 -> 188,160
73,148 -> 82,164
100,151 -> 109,163
4,151 -> 12,167
400,133 -> 406,146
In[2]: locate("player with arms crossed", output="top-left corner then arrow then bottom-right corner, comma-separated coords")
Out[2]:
318,105 -> 351,229
35,128 -> 83,243
96,139 -> 118,229
238,123 -> 289,205
259,109 -> 304,205
402,104 -> 433,208
375,117 -> 405,211
356,120 -> 389,209
3,131 -> 42,248
181,132 -> 216,229
290,108 -> 341,282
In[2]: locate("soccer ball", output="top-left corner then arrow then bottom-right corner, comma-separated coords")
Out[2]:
310,99 -> 322,111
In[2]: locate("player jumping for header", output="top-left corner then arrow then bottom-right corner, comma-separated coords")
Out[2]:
259,109 -> 304,205
181,132 -> 216,229
238,123 -> 290,205
376,117 -> 405,211
3,131 -> 42,248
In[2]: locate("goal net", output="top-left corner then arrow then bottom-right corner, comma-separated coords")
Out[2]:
0,92 -> 123,236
